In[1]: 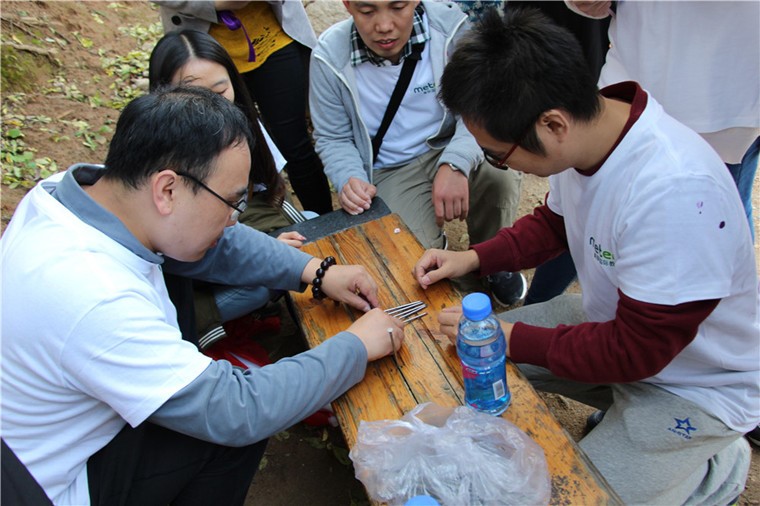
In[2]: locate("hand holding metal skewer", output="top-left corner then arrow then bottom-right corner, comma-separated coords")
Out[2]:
383,301 -> 426,367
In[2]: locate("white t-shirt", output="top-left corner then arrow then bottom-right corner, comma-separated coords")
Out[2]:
356,41 -> 445,169
1,174 -> 211,504
548,90 -> 759,432
598,1 -> 760,162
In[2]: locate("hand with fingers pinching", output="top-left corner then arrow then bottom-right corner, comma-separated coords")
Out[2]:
413,249 -> 481,289
302,257 -> 380,312
347,309 -> 405,361
339,177 -> 377,215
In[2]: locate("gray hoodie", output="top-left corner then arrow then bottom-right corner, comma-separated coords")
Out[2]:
309,1 -> 484,194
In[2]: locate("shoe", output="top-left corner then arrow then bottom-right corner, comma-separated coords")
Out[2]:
746,424 -> 760,447
487,271 -> 527,306
198,309 -> 282,351
584,410 -> 606,436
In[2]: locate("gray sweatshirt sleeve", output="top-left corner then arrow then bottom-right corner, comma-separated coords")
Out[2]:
150,332 -> 367,446
151,1 -> 218,23
309,49 -> 370,193
163,222 -> 313,292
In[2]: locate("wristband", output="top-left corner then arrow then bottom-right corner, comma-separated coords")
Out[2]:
311,256 -> 336,300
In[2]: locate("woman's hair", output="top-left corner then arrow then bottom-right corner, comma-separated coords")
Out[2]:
148,30 -> 285,206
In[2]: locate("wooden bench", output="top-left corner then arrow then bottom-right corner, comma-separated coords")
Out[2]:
289,212 -> 622,505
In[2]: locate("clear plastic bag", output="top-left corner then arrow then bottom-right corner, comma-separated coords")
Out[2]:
349,403 -> 551,506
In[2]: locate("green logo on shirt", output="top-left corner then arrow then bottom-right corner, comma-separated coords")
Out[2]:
589,237 -> 615,267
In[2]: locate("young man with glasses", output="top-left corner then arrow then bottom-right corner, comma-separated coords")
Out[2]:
1,86 -> 405,505
309,0 -> 526,305
413,9 -> 758,504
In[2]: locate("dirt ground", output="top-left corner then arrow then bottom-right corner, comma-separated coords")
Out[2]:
0,1 -> 757,505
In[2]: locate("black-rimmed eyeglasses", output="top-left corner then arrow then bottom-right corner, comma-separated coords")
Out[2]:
175,171 -> 247,221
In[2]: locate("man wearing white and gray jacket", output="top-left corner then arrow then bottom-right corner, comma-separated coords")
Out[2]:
310,0 -> 526,303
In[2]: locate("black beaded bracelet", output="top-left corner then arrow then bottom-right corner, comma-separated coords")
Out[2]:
311,256 -> 336,300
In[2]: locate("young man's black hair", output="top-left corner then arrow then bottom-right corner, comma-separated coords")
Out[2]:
439,7 -> 600,155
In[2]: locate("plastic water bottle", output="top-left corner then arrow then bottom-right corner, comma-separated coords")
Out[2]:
456,292 -> 510,415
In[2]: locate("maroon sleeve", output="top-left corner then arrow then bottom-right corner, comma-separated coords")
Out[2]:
509,290 -> 720,383
471,203 -> 568,277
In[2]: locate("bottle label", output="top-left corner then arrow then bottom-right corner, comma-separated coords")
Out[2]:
461,365 -> 478,380
492,379 -> 505,400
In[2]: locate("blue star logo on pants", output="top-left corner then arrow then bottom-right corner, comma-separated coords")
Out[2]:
674,417 -> 697,435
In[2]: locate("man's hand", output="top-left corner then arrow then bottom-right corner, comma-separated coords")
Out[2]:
339,177 -> 377,215
276,231 -> 306,248
567,0 -> 613,18
347,309 -> 405,361
437,305 -> 462,344
303,258 -> 379,311
432,164 -> 469,227
438,307 -> 514,355
413,249 -> 480,289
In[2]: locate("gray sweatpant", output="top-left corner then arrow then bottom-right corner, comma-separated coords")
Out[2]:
499,294 -> 751,505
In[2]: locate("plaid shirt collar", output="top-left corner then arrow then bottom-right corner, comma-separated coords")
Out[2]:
350,5 -> 428,67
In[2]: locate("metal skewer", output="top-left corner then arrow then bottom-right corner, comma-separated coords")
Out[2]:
385,301 -> 425,315
385,300 -> 427,327
387,327 -> 398,366
402,312 -> 427,324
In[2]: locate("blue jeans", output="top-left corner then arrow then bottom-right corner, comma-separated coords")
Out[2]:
524,251 -> 577,306
726,136 -> 759,242
242,43 -> 332,215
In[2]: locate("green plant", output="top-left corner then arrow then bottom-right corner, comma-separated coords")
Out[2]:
101,52 -> 147,109
304,428 -> 352,466
99,22 -> 162,110
1,128 -> 58,189
1,46 -> 39,93
66,120 -> 112,151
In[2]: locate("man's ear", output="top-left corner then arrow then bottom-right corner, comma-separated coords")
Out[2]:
152,170 -> 180,216
342,0 -> 351,12
537,109 -> 571,143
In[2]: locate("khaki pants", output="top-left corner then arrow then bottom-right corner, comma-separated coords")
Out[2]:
373,149 -> 522,249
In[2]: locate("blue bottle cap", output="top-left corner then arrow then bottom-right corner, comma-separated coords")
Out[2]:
461,292 -> 492,321
404,495 -> 441,506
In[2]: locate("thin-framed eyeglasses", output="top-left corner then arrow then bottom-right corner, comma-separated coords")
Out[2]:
175,171 -> 247,221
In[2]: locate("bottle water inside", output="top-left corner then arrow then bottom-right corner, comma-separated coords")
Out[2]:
457,292 -> 510,415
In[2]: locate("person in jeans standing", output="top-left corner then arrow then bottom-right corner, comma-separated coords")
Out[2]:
154,1 -> 334,215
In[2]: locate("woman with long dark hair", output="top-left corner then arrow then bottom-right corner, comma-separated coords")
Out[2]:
149,30 -> 309,352
150,29 -> 310,239
154,1 -> 334,215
